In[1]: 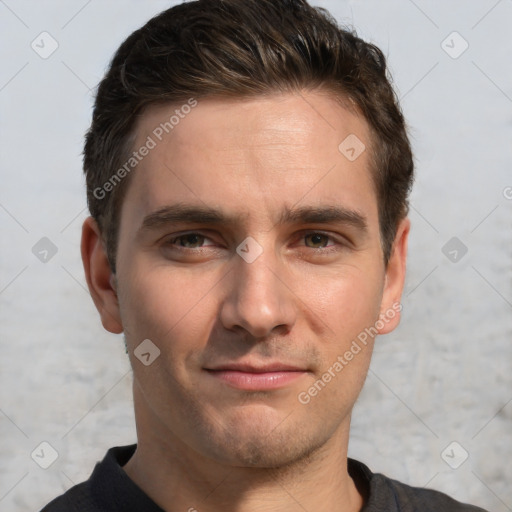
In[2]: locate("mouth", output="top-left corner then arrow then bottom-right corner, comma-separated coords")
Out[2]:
204,362 -> 308,391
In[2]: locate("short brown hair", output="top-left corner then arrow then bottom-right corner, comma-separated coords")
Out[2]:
84,0 -> 414,272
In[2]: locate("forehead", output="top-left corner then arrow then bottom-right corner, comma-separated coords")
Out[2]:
120,91 -> 377,230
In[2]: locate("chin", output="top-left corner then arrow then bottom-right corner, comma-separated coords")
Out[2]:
199,415 -> 327,469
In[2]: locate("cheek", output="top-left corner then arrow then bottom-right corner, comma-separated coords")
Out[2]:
304,264 -> 383,337
303,265 -> 383,397
297,273 -> 380,434
117,262 -> 220,351
117,265 -> 219,412
295,269 -> 382,417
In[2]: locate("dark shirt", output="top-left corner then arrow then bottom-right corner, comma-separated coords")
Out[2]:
40,444 -> 489,512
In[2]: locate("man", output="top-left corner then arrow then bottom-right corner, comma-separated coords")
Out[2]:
41,0 -> 488,510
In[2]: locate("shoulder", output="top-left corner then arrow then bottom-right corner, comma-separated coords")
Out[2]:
381,474 -> 489,512
38,444 -> 137,512
39,481 -> 97,512
348,458 -> 489,512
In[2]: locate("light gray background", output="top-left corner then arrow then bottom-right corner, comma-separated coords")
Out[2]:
1,1 -> 511,511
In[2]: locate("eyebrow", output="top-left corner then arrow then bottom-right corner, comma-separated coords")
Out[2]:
139,203 -> 368,234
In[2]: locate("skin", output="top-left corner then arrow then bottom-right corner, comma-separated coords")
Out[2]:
81,90 -> 409,512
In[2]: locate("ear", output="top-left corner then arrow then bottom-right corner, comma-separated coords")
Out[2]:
377,217 -> 410,334
81,216 -> 123,334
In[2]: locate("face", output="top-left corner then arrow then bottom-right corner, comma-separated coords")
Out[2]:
84,90 -> 408,469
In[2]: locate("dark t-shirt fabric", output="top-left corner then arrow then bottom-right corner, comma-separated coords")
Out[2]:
40,444 -> 489,512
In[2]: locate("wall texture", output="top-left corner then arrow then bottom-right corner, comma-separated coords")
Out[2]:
0,1 -> 511,511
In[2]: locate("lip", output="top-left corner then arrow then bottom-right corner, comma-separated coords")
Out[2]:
206,362 -> 306,373
205,362 -> 308,391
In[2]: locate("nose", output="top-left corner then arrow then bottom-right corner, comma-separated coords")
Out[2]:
219,241 -> 297,339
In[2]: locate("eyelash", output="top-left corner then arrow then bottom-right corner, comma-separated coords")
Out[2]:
164,231 -> 343,252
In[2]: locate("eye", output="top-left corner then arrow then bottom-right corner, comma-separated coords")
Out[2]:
167,233 -> 215,249
162,230 -> 345,256
303,232 -> 334,249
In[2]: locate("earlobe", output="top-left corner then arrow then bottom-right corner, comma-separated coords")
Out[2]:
377,217 -> 410,335
81,216 -> 123,334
